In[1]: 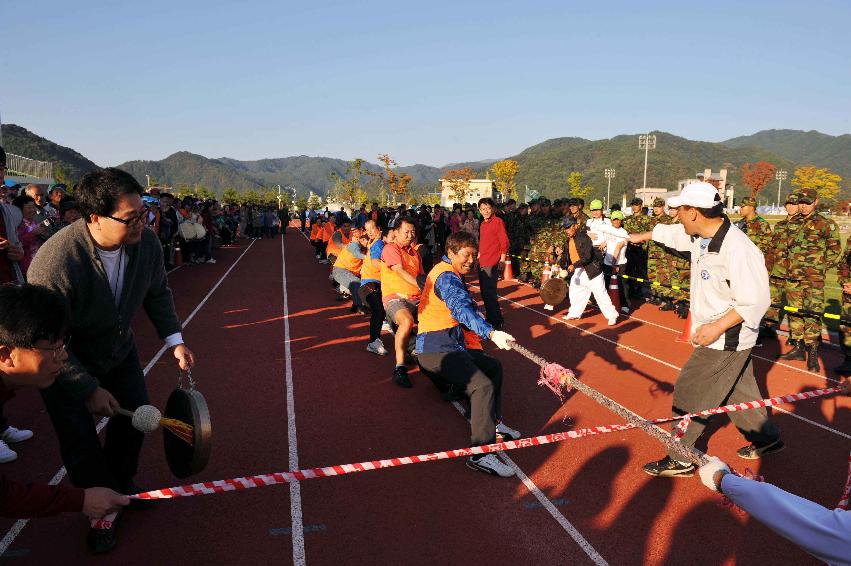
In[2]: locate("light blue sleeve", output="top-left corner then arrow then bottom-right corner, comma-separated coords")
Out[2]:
434,271 -> 493,340
721,474 -> 851,565
346,241 -> 365,259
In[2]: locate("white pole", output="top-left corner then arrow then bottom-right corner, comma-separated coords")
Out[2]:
606,176 -> 612,209
642,143 -> 649,189
776,176 -> 783,208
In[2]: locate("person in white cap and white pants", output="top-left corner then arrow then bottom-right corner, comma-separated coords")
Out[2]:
558,216 -> 619,325
627,182 -> 782,478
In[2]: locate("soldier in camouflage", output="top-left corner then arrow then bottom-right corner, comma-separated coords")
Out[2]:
779,188 -> 842,372
646,198 -> 673,306
624,197 -> 653,299
567,198 -> 590,230
835,241 -> 851,374
527,200 -> 566,285
505,202 -> 530,281
764,193 -> 800,339
665,204 -> 690,318
735,197 -> 773,262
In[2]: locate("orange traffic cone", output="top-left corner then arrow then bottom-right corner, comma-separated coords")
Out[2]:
608,272 -> 621,312
676,310 -> 693,343
174,245 -> 183,267
503,257 -> 515,281
541,261 -> 551,285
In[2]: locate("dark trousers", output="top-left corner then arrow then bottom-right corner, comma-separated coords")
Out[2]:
360,283 -> 386,342
625,244 -> 648,298
478,265 -> 503,327
417,349 -> 503,446
668,347 -> 780,460
40,348 -> 149,491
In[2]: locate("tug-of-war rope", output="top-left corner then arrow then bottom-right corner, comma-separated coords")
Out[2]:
133,343 -> 850,508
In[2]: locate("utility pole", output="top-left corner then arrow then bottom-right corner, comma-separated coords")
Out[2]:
638,134 -> 657,189
604,168 -> 616,210
775,169 -> 787,209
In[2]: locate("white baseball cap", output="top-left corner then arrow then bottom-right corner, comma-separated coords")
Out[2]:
666,182 -> 722,208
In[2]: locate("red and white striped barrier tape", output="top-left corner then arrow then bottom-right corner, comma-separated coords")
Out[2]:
133,384 -> 847,500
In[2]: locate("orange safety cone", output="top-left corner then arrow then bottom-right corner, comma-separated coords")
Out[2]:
608,272 -> 621,312
541,261 -> 551,285
503,257 -> 515,281
676,310 -> 693,343
174,245 -> 183,267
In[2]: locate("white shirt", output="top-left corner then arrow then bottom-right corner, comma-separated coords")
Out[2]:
651,218 -> 769,351
602,226 -> 629,266
586,217 -> 611,246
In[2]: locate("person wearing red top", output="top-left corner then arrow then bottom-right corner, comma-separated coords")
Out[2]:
0,284 -> 128,519
477,198 -> 509,328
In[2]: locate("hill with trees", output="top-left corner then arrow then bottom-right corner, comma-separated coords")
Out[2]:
0,124 -> 99,184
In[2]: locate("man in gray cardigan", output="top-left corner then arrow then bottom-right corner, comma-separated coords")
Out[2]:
28,168 -> 195,554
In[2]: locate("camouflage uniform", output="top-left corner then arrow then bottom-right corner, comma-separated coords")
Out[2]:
785,195 -> 842,347
668,217 -> 690,303
837,242 -> 851,359
572,210 -> 590,231
523,209 -> 548,281
734,197 -> 773,265
647,200 -> 673,301
623,203 -> 653,297
504,208 -> 530,277
765,196 -> 800,325
528,213 -> 566,282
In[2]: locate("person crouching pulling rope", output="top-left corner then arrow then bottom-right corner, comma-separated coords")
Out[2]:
415,231 -> 521,477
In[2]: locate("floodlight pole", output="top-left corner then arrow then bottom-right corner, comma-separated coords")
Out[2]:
775,169 -> 787,209
638,134 -> 657,189
604,168 -> 616,209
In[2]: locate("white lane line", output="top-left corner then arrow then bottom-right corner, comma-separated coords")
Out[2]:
486,289 -> 851,441
281,235 -> 306,565
449,402 -> 608,566
0,240 -> 256,556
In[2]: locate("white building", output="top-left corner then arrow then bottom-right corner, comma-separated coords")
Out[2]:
439,178 -> 497,208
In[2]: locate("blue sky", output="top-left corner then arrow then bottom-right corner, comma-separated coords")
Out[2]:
2,0 -> 849,167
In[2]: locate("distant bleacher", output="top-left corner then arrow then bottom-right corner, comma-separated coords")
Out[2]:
5,152 -> 54,185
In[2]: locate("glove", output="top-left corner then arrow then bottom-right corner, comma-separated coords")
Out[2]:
557,269 -> 569,279
698,456 -> 730,492
490,330 -> 515,350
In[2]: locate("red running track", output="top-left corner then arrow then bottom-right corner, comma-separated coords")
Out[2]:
0,226 -> 848,565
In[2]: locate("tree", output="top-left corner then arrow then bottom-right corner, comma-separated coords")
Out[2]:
195,186 -> 216,201
295,196 -> 308,212
306,192 -> 322,210
242,189 -> 261,206
740,161 -> 777,199
491,159 -> 519,201
365,154 -> 409,204
791,166 -> 843,203
566,172 -> 592,200
329,158 -> 367,208
443,167 -> 475,204
221,188 -> 240,204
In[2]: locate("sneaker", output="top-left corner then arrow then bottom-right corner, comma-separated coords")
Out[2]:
318,259 -> 328,264
0,440 -> 18,463
366,339 -> 388,356
620,306 -> 630,314
381,321 -> 393,334
495,422 -> 521,442
205,258 -> 217,264
642,456 -> 696,477
466,454 -> 515,477
87,516 -> 119,554
393,366 -> 412,388
2,426 -> 33,444
607,316 -> 618,326
737,439 -> 785,460
562,314 -> 580,321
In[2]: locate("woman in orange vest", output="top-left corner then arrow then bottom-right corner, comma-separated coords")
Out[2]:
319,215 -> 336,264
358,220 -> 390,356
309,216 -> 326,261
380,219 -> 423,387
332,230 -> 369,313
415,230 -> 520,478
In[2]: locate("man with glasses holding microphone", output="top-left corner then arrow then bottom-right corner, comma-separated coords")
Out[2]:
28,168 -> 195,554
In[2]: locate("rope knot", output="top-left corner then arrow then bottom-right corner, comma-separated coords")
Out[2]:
538,363 -> 575,402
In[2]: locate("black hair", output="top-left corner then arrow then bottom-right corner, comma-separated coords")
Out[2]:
478,197 -> 496,207
0,145 -> 6,167
691,203 -> 725,218
445,231 -> 478,253
397,218 -> 415,229
505,199 -> 517,206
76,168 -> 143,221
0,284 -> 69,348
12,195 -> 35,210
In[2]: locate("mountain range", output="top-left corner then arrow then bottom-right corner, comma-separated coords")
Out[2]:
2,124 -> 849,202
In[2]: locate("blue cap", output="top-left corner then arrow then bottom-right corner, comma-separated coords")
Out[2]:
562,216 -> 577,228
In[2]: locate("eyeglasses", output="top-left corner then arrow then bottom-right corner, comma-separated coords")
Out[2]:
30,336 -> 71,360
103,210 -> 147,225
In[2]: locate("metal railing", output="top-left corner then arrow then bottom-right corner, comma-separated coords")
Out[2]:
6,153 -> 53,180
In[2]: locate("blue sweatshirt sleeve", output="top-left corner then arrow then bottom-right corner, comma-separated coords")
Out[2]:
434,272 -> 493,340
346,241 -> 365,259
721,474 -> 851,565
370,240 -> 385,260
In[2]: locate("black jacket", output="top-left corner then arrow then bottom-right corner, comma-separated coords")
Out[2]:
559,230 -> 603,280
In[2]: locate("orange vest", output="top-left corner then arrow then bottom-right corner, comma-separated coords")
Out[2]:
321,222 -> 335,243
309,223 -> 322,240
380,244 -> 422,298
418,262 -> 460,334
326,228 -> 350,256
360,237 -> 381,281
334,243 -> 363,274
